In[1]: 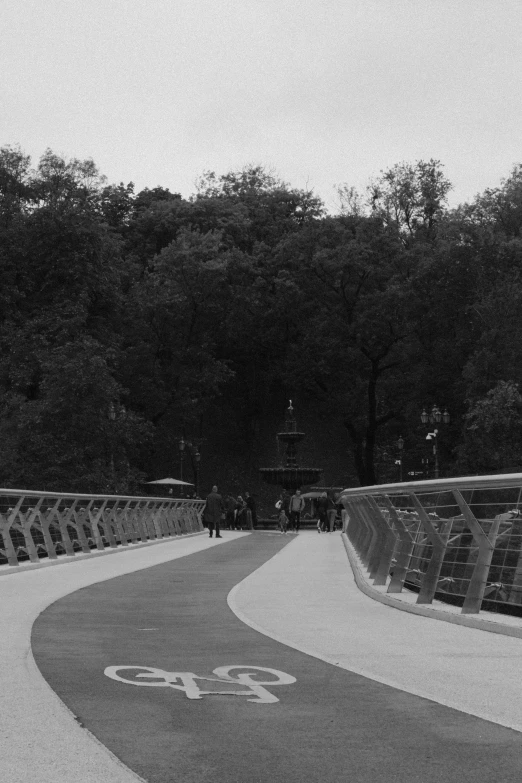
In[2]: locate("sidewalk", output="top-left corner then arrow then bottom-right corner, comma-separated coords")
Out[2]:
229,531 -> 522,733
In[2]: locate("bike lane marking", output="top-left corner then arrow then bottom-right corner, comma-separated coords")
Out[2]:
32,533 -> 522,783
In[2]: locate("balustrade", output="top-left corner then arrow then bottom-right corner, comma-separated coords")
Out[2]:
0,489 -> 205,568
338,474 -> 522,616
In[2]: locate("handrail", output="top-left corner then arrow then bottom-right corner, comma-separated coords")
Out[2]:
0,488 -> 205,568
338,473 -> 522,617
339,472 -> 522,497
0,487 -> 199,502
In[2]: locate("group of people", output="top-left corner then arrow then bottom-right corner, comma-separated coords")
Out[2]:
223,492 -> 257,531
202,486 -> 257,538
276,489 -> 339,535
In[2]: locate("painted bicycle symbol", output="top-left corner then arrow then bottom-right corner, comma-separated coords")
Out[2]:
104,665 -> 296,704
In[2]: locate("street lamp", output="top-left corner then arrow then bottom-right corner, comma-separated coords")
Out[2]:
421,406 -> 450,478
108,402 -> 116,490
397,436 -> 404,481
194,449 -> 201,498
179,436 -> 186,496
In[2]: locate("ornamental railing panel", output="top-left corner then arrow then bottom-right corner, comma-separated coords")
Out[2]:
338,474 -> 522,616
0,489 -> 205,568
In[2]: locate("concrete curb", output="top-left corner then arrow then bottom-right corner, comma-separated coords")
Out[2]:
341,533 -> 522,640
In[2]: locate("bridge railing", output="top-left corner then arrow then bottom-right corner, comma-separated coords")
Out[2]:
0,488 -> 205,568
338,474 -> 522,615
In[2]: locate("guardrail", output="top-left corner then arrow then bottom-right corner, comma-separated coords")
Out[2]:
0,489 -> 205,568
338,474 -> 522,616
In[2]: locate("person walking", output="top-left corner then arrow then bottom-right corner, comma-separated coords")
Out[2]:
235,495 -> 247,530
224,494 -> 237,529
204,485 -> 224,538
288,489 -> 305,533
327,493 -> 338,532
315,492 -> 328,533
245,491 -> 257,529
278,505 -> 289,535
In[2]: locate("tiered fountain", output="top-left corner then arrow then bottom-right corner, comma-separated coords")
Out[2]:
259,400 -> 323,493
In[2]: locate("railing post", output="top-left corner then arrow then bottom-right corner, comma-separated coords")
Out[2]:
86,501 -> 106,550
18,507 -> 41,563
410,493 -> 450,605
383,500 -> 417,594
368,498 -> 398,586
366,497 -> 396,582
347,500 -> 366,554
452,489 -> 501,614
38,500 -> 60,560
357,499 -> 379,569
57,503 -> 77,556
0,498 -> 25,566
114,502 -> 131,545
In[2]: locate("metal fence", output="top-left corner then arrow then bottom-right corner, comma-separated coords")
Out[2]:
0,488 -> 205,567
338,474 -> 522,616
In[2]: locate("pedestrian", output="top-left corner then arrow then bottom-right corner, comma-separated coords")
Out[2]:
225,494 -> 237,529
204,485 -> 224,538
245,491 -> 257,528
235,495 -> 247,530
288,489 -> 305,533
326,493 -> 338,532
315,492 -> 328,533
278,506 -> 289,535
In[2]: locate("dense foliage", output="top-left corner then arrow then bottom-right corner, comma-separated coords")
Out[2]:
2,146 -> 522,501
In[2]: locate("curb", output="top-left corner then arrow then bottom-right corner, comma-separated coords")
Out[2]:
341,533 -> 522,640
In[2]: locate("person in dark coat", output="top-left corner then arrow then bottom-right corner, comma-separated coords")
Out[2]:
235,495 -> 247,530
224,494 -> 237,529
204,485 -> 224,538
245,492 -> 257,528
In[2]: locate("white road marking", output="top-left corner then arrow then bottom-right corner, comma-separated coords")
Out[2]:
104,665 -> 296,704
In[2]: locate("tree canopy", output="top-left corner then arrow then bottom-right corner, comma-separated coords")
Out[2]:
2,149 -> 522,504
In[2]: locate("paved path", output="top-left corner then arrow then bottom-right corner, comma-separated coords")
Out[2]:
27,532 -> 522,783
0,532 -> 245,783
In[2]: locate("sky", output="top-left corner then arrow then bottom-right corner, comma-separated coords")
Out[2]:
1,0 -> 521,212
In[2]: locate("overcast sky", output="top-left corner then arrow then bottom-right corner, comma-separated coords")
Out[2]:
1,0 -> 521,211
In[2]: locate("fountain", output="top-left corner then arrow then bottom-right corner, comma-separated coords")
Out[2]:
259,400 -> 323,493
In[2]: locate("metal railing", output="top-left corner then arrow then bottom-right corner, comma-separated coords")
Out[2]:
338,474 -> 522,616
0,488 -> 205,568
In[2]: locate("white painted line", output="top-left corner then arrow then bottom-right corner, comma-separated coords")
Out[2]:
105,664 -> 296,704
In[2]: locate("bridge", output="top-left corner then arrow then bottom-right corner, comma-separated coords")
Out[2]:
2,475 -> 522,782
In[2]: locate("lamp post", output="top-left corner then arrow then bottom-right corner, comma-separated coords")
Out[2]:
179,436 -> 186,497
397,436 -> 404,481
420,405 -> 450,479
108,402 -> 116,490
194,449 -> 201,498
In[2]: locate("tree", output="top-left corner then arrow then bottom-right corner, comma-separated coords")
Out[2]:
0,150 -> 151,492
457,381 -> 522,474
269,215 -> 417,485
368,159 -> 452,244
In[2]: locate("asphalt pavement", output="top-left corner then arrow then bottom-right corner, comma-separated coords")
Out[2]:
31,532 -> 522,783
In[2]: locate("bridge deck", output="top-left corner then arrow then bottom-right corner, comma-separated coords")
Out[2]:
3,531 -> 522,782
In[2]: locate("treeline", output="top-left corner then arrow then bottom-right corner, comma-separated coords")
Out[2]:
2,146 -> 522,499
